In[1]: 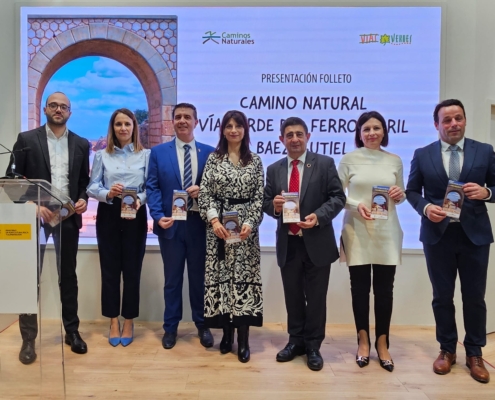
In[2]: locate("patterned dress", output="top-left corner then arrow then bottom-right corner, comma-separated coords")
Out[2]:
198,152 -> 264,328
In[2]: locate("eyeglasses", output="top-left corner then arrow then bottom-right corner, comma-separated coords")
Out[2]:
47,102 -> 71,112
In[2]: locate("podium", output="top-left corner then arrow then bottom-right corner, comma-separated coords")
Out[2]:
0,178 -> 70,398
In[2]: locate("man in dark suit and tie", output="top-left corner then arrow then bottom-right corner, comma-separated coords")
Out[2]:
147,103 -> 214,350
263,117 -> 345,371
7,91 -> 90,364
406,99 -> 495,383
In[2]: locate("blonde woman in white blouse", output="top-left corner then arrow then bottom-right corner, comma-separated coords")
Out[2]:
338,111 -> 405,372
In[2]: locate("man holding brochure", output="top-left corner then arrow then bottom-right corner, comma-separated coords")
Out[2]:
147,103 -> 214,350
263,117 -> 345,371
406,99 -> 495,383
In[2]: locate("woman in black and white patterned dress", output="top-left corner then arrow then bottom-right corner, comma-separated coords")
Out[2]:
198,110 -> 264,363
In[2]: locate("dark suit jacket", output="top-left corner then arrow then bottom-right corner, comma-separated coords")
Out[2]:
263,152 -> 346,267
146,138 -> 214,239
6,125 -> 90,229
406,138 -> 495,246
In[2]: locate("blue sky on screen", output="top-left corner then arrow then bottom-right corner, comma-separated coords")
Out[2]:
42,56 -> 147,141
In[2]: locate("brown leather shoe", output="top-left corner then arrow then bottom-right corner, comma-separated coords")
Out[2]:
433,351 -> 456,374
466,356 -> 490,383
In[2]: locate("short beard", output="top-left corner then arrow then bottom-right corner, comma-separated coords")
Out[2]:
46,114 -> 67,126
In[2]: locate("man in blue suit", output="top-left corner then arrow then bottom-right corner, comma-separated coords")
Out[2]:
147,103 -> 215,350
406,99 -> 495,383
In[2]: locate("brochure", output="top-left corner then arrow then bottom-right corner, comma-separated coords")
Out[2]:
121,187 -> 138,219
370,186 -> 390,220
442,180 -> 465,218
223,211 -> 241,244
48,200 -> 75,227
282,192 -> 300,223
172,190 -> 188,220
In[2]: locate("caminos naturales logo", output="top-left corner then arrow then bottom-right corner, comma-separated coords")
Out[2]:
359,33 -> 412,46
202,31 -> 254,45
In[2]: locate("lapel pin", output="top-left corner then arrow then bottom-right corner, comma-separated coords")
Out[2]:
306,163 -> 311,168
198,148 -> 201,152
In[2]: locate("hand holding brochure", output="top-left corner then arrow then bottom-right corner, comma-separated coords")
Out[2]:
370,186 -> 389,220
121,187 -> 138,219
442,180 -> 464,218
282,192 -> 300,223
48,200 -> 75,227
172,190 -> 188,220
223,211 -> 241,244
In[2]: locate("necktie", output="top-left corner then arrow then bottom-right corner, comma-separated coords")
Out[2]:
448,145 -> 460,181
289,159 -> 300,235
183,144 -> 193,210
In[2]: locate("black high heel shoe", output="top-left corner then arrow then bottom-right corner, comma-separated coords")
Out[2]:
375,342 -> 394,372
356,354 -> 370,368
355,334 -> 370,368
237,325 -> 250,363
220,324 -> 234,354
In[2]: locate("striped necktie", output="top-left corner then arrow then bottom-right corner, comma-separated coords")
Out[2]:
183,144 -> 193,210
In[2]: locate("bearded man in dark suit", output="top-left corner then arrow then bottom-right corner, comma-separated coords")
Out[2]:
7,91 -> 90,364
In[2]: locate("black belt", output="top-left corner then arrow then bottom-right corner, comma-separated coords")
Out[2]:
216,197 -> 250,261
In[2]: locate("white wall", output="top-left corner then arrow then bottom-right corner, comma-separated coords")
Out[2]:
2,0 -> 495,334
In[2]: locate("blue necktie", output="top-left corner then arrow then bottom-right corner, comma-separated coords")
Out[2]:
448,145 -> 460,181
183,144 -> 193,210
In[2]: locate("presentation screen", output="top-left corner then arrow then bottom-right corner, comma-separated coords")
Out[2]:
20,6 -> 442,249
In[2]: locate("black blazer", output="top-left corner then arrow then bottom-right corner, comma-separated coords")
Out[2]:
7,125 -> 90,229
263,152 -> 346,267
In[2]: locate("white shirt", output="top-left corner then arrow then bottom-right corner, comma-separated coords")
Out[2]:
46,124 -> 69,197
175,137 -> 199,211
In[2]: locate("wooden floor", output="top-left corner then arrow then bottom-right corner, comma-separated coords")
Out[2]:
1,321 -> 495,399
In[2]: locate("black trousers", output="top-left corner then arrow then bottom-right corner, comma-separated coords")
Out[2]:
349,264 -> 396,346
423,223 -> 489,357
19,216 -> 80,341
280,236 -> 331,350
96,199 -> 147,319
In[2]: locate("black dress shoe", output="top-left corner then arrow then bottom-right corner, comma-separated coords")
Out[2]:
276,343 -> 306,362
162,331 -> 177,349
19,340 -> 37,365
64,331 -> 88,354
306,349 -> 324,371
198,328 -> 214,348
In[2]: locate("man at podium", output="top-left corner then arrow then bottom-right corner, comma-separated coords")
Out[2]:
6,91 -> 90,364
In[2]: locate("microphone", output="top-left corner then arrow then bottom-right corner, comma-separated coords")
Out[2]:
0,142 -> 17,175
0,147 -> 31,155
